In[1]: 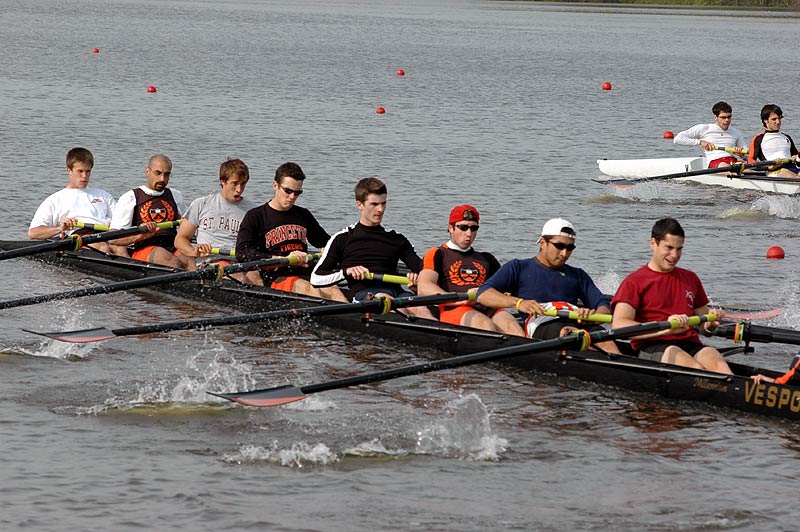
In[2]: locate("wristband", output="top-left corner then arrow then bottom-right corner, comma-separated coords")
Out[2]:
515,298 -> 523,312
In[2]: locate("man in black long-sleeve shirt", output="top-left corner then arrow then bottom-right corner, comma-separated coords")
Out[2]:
311,177 -> 434,318
236,162 -> 346,301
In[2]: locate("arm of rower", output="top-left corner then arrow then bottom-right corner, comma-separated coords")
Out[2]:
416,269 -> 444,296
174,219 -> 200,257
28,224 -> 66,240
109,222 -> 158,247
612,302 -> 688,340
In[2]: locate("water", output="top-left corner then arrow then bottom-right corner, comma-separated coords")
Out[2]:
3,1 -> 800,530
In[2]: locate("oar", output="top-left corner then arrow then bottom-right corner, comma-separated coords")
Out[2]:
716,322 -> 800,346
541,309 -> 611,323
209,248 -> 235,257
72,222 -> 110,232
595,159 -> 791,187
24,291 -> 473,343
208,314 -> 713,407
711,146 -> 747,155
0,221 -> 180,262
0,254 -> 319,310
364,272 -> 410,285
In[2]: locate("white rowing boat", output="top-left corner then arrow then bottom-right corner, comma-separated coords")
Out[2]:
596,157 -> 800,195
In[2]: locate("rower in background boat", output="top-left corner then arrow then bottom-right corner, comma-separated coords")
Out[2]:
673,101 -> 747,168
236,162 -> 346,301
748,103 -> 800,178
611,217 -> 732,375
311,176 -> 435,318
28,147 -> 122,255
108,154 -> 192,269
174,158 -> 257,274
417,204 -> 522,335
475,218 -> 621,354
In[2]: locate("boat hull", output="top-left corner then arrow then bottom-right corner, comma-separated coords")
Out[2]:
2,240 -> 798,421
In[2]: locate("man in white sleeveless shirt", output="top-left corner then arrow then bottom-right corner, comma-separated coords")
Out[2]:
674,101 -> 747,168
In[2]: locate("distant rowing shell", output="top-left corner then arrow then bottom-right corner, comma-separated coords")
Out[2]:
597,157 -> 800,195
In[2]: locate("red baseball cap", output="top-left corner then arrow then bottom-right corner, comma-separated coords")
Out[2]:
449,205 -> 480,225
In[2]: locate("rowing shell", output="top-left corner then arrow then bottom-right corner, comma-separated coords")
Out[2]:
2,240 -> 800,421
597,158 -> 800,195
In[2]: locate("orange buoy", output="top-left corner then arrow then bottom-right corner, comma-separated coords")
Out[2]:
147,85 -> 157,93
396,69 -> 405,76
601,81 -> 612,91
376,106 -> 386,114
767,246 -> 785,259
663,131 -> 675,139
92,48 -> 100,54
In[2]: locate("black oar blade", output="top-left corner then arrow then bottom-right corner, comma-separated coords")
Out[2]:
208,385 -> 307,407
23,327 -> 118,343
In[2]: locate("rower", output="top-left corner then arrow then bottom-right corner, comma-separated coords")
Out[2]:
174,158 -> 257,273
310,176 -> 435,319
28,147 -> 118,254
475,218 -> 620,353
611,217 -> 732,374
235,162 -> 346,301
109,154 -> 192,268
417,205 -> 522,334
748,104 -> 800,178
673,101 -> 747,169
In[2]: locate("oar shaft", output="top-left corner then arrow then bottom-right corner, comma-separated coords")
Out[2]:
210,248 -> 235,256
73,222 -> 110,232
542,309 -> 611,323
364,272 -> 410,285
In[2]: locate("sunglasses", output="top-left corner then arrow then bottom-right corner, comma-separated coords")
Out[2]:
455,224 -> 479,232
547,240 -> 576,251
279,184 -> 304,196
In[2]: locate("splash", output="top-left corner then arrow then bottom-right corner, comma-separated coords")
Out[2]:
284,395 -> 337,412
26,301 -> 97,360
223,442 -> 338,468
748,195 -> 800,220
414,394 -> 507,461
345,438 -> 409,457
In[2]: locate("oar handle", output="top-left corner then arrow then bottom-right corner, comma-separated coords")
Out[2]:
364,272 -> 410,285
72,222 -> 110,232
712,146 -> 748,155
542,309 -> 612,323
209,248 -> 235,257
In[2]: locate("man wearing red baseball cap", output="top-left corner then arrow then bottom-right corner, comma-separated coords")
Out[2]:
417,205 -> 523,334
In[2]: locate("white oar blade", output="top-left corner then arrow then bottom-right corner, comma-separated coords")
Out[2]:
22,327 -> 117,343
207,385 -> 307,407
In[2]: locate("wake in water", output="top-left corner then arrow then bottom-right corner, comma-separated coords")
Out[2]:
721,194 -> 800,220
221,393 -> 508,468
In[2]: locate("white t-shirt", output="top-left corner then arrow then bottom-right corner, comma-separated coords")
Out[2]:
674,123 -> 747,166
759,131 -> 794,160
110,186 -> 187,229
29,187 -> 116,231
183,192 -> 258,249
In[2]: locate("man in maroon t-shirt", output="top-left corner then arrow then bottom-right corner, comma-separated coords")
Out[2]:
611,218 -> 732,374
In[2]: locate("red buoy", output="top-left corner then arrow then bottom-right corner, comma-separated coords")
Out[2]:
147,85 -> 157,93
663,131 -> 675,139
92,48 -> 100,54
376,106 -> 386,114
396,69 -> 405,76
602,81 -> 612,91
767,246 -> 785,259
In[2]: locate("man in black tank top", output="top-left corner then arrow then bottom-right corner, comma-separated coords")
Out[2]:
310,177 -> 435,319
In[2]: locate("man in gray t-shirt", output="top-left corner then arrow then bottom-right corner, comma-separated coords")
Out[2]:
174,158 -> 257,270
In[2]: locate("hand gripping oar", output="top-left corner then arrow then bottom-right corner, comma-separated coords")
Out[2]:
24,291 -> 474,343
0,253 -> 319,310
0,221 -> 180,262
208,314 -> 713,407
594,159 -> 791,187
715,322 -> 800,346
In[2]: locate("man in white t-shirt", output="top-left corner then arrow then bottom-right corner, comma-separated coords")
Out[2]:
674,101 -> 747,168
28,147 -> 118,253
174,158 -> 258,272
109,154 -> 191,268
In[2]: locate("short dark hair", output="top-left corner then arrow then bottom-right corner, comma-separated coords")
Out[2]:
712,101 -> 732,116
761,104 -> 783,127
651,217 -> 684,243
219,158 -> 249,183
354,177 -> 387,203
274,162 -> 306,184
66,147 -> 94,170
